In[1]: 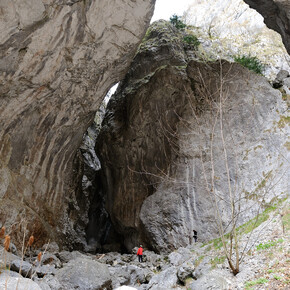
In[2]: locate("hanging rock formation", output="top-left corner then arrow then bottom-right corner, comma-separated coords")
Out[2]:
184,0 -> 290,80
244,0 -> 290,54
0,0 -> 155,248
96,20 -> 288,252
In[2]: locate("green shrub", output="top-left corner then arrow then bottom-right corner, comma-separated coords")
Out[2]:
234,55 -> 264,74
170,14 -> 186,30
183,35 -> 200,49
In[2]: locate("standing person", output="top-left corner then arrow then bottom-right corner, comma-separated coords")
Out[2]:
193,230 -> 197,243
137,245 -> 143,262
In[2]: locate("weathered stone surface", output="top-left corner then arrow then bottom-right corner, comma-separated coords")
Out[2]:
96,20 -> 288,252
188,272 -> 230,290
177,260 -> 195,283
146,266 -> 179,289
168,248 -> 192,266
273,70 -> 290,88
0,0 -> 155,249
35,264 -> 57,277
34,275 -> 62,290
40,252 -> 61,268
0,272 -> 41,290
244,0 -> 290,54
10,259 -> 33,277
57,249 -> 90,263
184,0 -> 290,80
55,257 -> 112,289
109,264 -> 150,288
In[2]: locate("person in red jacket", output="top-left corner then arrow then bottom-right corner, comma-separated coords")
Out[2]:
137,245 -> 143,262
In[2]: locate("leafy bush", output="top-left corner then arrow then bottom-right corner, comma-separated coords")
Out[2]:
170,14 -> 186,30
234,55 -> 264,74
183,35 -> 200,49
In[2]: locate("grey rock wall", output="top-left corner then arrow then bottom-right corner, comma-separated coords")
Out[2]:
244,0 -> 290,54
96,21 -> 288,252
184,0 -> 290,80
0,0 -> 155,248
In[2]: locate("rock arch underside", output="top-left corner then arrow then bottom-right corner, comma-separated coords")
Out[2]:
0,0 -> 289,252
0,0 -> 155,249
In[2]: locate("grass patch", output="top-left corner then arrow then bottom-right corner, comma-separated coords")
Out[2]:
237,202 -> 281,235
256,239 -> 284,250
195,255 -> 205,267
213,238 -> 223,250
282,208 -> 290,232
210,256 -> 226,269
245,278 -> 268,289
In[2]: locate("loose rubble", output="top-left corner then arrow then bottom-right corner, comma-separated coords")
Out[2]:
0,204 -> 288,289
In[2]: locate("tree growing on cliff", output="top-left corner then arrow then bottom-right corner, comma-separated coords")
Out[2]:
170,14 -> 186,30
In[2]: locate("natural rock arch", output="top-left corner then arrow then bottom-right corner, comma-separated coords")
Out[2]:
0,0 -> 155,248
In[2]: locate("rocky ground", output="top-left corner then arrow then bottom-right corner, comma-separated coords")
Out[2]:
0,200 -> 288,289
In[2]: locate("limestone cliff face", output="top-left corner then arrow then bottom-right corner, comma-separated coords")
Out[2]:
96,21 -> 288,252
184,0 -> 290,80
0,0 -> 155,248
244,0 -> 290,54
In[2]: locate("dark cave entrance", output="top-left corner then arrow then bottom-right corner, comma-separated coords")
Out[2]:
78,84 -> 128,254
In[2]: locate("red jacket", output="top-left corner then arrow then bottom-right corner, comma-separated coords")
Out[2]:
137,247 -> 143,255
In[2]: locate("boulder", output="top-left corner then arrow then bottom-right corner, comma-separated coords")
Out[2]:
34,264 -> 56,278
55,257 -> 112,289
34,275 -> 61,290
273,70 -> 290,88
0,269 -> 22,278
40,252 -> 61,268
109,264 -> 151,288
169,252 -> 184,267
177,260 -> 195,283
146,266 -> 178,290
0,246 -> 20,266
10,259 -> 33,278
188,273 -> 230,290
42,242 -> 60,254
57,250 -> 90,263
0,272 -> 41,290
192,256 -> 212,280
108,265 -> 131,289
